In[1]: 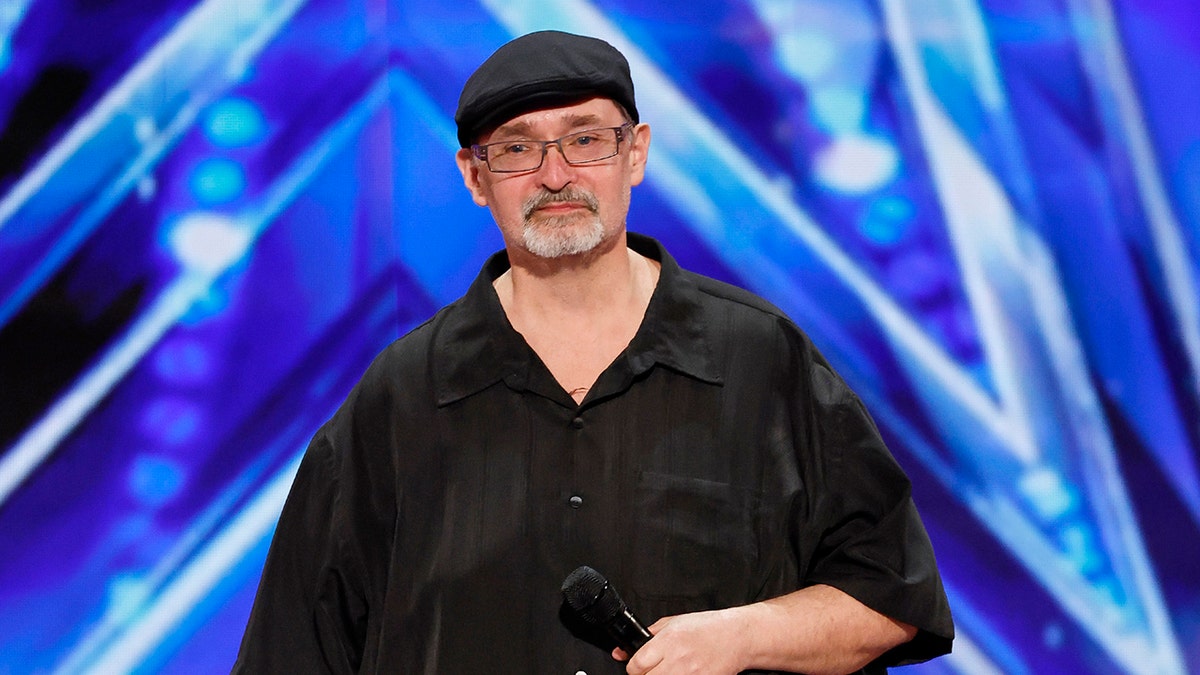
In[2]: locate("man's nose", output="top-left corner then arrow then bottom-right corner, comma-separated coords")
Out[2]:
537,142 -> 574,188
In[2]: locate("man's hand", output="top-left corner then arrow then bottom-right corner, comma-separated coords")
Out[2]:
613,608 -> 751,675
610,585 -> 917,675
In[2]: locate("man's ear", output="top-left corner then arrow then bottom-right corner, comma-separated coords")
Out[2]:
627,123 -> 651,187
455,148 -> 490,207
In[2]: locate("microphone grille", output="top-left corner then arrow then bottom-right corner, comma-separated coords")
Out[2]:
561,566 -> 626,625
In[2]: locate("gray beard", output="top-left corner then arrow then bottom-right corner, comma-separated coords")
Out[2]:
522,213 -> 605,258
520,188 -> 605,258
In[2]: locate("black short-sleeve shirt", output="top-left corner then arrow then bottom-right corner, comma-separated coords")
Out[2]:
233,233 -> 954,673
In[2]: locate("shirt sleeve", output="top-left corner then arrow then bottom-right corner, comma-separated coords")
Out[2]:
232,378 -> 396,674
230,431 -> 360,674
791,338 -> 955,666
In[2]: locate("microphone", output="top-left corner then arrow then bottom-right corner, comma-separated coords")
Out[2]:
561,565 -> 653,655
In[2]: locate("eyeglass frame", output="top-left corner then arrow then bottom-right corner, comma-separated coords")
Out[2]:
470,122 -> 636,173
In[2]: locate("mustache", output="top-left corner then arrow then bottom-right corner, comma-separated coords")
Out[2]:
522,188 -> 599,219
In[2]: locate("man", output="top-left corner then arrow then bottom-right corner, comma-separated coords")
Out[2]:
234,30 -> 953,674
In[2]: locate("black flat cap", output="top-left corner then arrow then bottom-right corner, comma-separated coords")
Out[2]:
455,30 -> 638,148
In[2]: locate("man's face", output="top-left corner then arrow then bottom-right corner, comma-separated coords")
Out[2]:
456,97 -> 650,262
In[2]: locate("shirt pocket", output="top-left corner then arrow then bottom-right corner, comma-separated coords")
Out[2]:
629,470 -> 762,620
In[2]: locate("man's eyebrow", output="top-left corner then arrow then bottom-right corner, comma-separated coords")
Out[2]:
489,114 -> 608,141
563,113 -> 604,128
490,120 -> 535,140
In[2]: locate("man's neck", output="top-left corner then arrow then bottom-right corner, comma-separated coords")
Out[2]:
493,235 -> 661,402
495,234 -> 656,325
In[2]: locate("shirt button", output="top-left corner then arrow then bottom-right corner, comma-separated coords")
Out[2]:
571,416 -> 584,429
569,495 -> 583,509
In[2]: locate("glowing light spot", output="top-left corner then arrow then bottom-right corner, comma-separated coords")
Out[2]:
886,249 -> 945,302
181,286 -> 233,325
128,454 -> 187,506
813,134 -> 899,195
1019,468 -> 1076,522
204,98 -> 267,148
1058,523 -> 1103,576
810,87 -> 866,134
774,31 -> 838,82
1043,623 -> 1065,649
860,196 -> 916,245
166,212 -> 252,275
137,175 -> 157,201
189,158 -> 246,205
106,573 -> 151,621
135,116 -> 158,144
140,399 -> 202,448
154,338 -> 212,384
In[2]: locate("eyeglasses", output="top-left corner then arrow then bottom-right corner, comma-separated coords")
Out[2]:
471,122 -> 634,173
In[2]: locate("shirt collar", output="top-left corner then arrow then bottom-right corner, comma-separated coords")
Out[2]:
433,232 -> 722,407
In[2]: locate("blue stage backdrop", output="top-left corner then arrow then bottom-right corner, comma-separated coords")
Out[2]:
1,1 -> 1198,673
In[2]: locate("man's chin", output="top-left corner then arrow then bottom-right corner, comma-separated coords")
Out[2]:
522,224 -> 606,259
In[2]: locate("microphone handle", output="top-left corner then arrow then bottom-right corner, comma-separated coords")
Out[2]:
608,607 -> 653,654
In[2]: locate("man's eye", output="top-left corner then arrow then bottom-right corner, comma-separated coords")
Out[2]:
499,143 -> 531,155
572,135 -> 597,146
